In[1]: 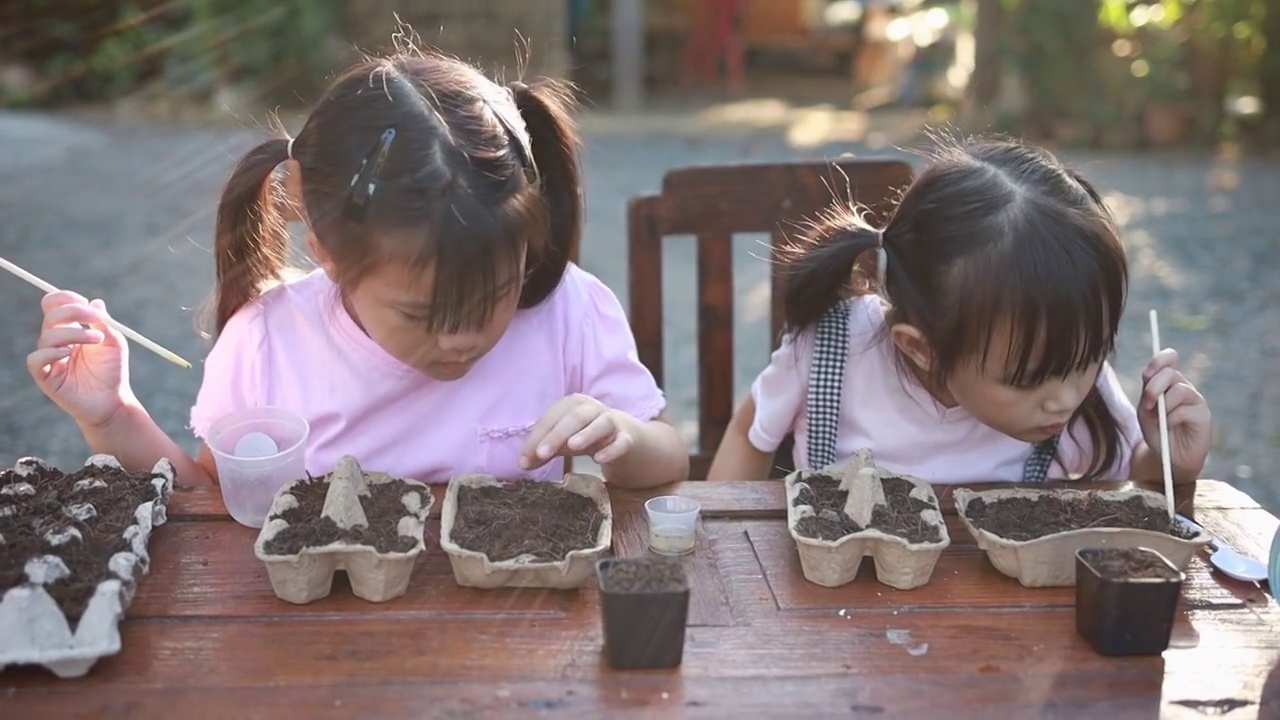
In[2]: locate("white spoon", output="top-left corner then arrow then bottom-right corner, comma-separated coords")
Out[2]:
1176,515 -> 1269,583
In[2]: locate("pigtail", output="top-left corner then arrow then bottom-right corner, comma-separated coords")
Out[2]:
781,208 -> 884,332
509,79 -> 582,306
209,138 -> 292,337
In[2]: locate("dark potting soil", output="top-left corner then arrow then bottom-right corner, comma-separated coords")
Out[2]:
963,493 -> 1201,542
261,475 -> 425,556
1082,547 -> 1182,581
0,461 -> 161,626
450,481 -> 604,563
600,557 -> 688,594
792,474 -> 942,544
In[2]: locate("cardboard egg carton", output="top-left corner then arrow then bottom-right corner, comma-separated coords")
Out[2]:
787,449 -> 950,590
0,454 -> 174,678
954,486 -> 1210,587
253,455 -> 433,604
440,472 -> 612,590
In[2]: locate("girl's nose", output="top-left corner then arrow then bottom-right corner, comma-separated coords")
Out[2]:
1042,382 -> 1083,414
437,331 -> 484,353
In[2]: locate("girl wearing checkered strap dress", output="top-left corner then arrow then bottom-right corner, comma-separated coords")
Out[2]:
708,138 -> 1212,486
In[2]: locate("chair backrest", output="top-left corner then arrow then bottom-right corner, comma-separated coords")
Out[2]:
627,158 -> 914,480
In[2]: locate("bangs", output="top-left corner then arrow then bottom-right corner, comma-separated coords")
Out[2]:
378,191 -> 547,333
942,209 -> 1127,386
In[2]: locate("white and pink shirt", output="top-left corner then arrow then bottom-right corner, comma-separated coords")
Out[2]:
747,295 -> 1144,483
189,265 -> 665,484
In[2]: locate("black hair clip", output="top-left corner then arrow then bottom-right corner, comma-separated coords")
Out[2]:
344,127 -> 396,222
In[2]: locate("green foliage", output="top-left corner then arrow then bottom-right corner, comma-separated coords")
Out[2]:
1,0 -> 344,107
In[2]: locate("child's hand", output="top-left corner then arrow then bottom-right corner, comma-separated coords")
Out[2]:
26,290 -> 132,431
1138,349 -> 1211,477
519,394 -> 636,470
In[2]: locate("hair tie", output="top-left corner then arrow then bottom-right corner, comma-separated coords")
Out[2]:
507,81 -> 529,95
286,136 -> 295,160
875,229 -> 888,288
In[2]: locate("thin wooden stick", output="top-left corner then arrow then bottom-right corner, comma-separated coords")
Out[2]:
1149,309 -> 1174,519
0,257 -> 191,369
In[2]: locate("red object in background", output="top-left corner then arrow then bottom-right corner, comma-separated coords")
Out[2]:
681,0 -> 747,95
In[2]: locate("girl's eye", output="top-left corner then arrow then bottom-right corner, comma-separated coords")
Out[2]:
399,311 -> 432,324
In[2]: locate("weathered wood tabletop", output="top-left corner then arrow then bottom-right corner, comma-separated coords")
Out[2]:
3,478 -> 1278,719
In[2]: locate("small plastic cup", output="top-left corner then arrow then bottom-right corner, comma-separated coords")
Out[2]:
206,406 -> 310,529
645,495 -> 701,556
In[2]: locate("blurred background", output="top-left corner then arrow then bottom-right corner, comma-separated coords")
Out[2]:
1,0 -> 1277,513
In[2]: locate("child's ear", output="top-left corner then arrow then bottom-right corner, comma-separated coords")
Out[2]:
889,323 -> 934,372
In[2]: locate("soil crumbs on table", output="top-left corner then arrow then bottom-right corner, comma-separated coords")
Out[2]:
1082,547 -> 1182,580
451,481 -> 604,562
793,474 -> 941,543
600,556 -> 688,594
964,493 -> 1201,542
0,462 -> 160,626
262,474 -> 424,556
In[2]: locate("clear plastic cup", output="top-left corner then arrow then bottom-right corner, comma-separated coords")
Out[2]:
645,495 -> 701,556
206,406 -> 309,528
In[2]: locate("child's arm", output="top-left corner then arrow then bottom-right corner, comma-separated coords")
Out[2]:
82,403 -> 218,484
707,397 -> 775,480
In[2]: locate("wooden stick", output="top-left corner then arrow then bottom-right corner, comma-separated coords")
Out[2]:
0,256 -> 191,369
1149,309 -> 1174,519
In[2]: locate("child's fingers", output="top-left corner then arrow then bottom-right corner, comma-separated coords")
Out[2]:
39,289 -> 92,315
38,324 -> 105,350
41,301 -> 108,332
520,398 -> 574,462
568,413 -> 618,452
26,346 -> 71,381
1140,366 -> 1186,410
591,431 -> 633,465
1142,348 -> 1179,384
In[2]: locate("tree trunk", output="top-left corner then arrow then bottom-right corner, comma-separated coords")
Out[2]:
970,0 -> 1003,109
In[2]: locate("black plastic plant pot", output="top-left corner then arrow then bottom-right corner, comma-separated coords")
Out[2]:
596,556 -> 690,670
1075,547 -> 1185,656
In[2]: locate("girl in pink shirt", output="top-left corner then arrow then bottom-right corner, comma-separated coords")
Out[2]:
27,50 -> 689,489
710,139 -> 1212,485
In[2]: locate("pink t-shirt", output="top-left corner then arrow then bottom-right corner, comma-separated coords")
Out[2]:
748,296 -> 1144,483
188,265 -> 665,484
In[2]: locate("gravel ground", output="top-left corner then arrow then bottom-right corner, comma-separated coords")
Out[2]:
1,104 -> 1276,515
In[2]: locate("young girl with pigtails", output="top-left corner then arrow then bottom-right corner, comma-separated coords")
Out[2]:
28,48 -> 689,489
709,139 -> 1212,486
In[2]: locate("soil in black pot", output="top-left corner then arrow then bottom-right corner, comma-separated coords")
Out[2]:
451,481 -> 604,563
964,493 -> 1200,542
1083,547 -> 1182,581
599,556 -> 687,594
261,474 -> 425,556
0,462 -> 160,627
792,474 -> 942,544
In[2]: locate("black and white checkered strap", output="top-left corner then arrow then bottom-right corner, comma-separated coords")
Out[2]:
804,299 -> 852,469
1022,433 -> 1061,483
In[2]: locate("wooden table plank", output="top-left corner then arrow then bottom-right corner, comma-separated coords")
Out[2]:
130,521 -> 578,619
4,670 -> 1218,720
611,507 -> 736,627
4,606 -> 1276,691
3,668 -> 1207,720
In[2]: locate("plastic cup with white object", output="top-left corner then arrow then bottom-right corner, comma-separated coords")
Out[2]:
645,495 -> 701,556
207,406 -> 310,528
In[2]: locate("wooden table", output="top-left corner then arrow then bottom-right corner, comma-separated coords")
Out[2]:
4,479 -> 1278,718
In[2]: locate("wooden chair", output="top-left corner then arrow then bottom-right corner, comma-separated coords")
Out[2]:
627,159 -> 914,480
